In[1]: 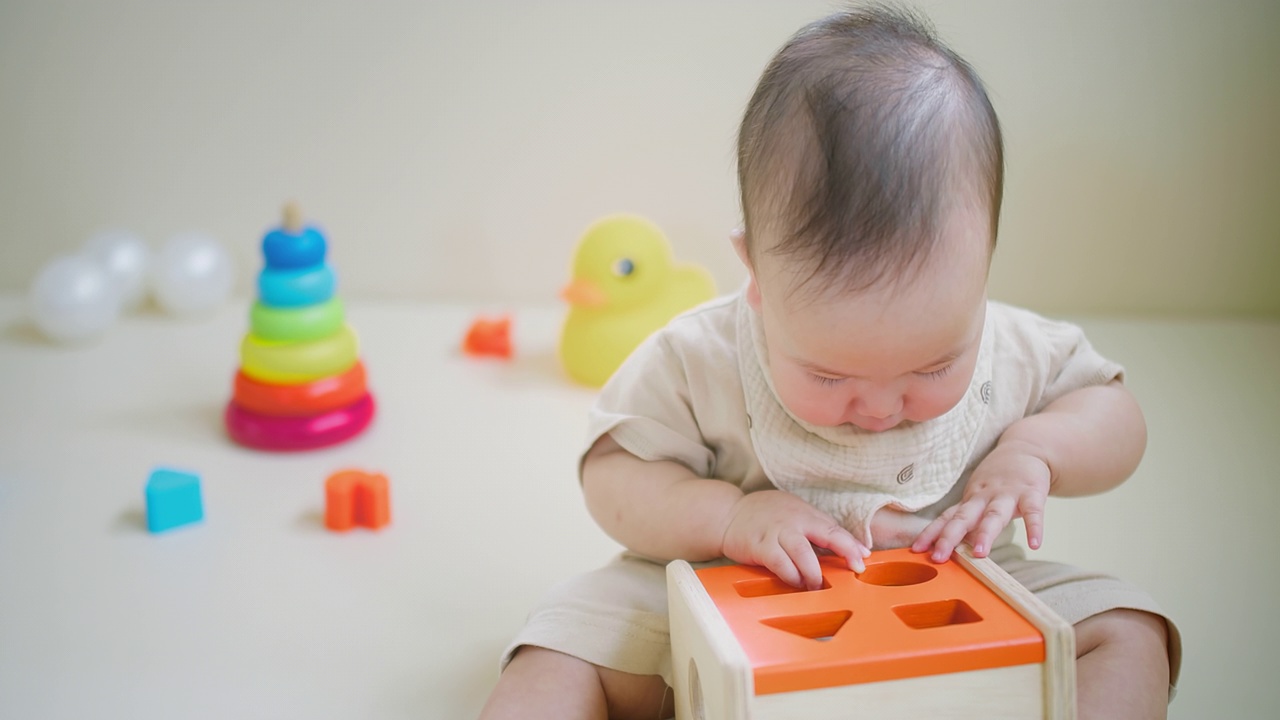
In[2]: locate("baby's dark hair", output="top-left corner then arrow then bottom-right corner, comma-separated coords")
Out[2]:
737,4 -> 1003,296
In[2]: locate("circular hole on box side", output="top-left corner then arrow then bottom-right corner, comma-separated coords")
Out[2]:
688,658 -> 706,720
857,561 -> 938,586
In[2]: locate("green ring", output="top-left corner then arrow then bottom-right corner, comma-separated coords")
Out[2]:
250,298 -> 345,343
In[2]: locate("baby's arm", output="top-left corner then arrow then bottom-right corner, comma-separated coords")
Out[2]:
912,380 -> 1147,562
870,506 -> 932,549
582,434 -> 868,590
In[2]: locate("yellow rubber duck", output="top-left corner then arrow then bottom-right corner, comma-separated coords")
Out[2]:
559,215 -> 717,387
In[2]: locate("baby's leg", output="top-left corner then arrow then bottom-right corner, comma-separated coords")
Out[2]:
1075,609 -> 1170,719
479,646 -> 674,720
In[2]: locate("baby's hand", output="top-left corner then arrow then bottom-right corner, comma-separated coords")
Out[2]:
722,490 -> 869,590
911,443 -> 1051,562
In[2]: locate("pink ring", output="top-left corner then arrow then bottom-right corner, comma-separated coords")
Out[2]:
226,394 -> 376,451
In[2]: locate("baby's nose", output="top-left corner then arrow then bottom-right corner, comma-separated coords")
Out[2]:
853,389 -> 903,419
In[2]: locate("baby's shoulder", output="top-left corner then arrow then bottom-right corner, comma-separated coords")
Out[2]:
654,293 -> 743,363
987,299 -> 1053,331
988,300 -> 1090,355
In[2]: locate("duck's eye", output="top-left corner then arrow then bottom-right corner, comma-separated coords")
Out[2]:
612,258 -> 635,277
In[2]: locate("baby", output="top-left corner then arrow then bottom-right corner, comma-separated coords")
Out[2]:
482,6 -> 1179,719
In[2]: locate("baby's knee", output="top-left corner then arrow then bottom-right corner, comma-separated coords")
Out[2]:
596,664 -> 675,720
1075,608 -> 1169,660
504,646 -> 673,720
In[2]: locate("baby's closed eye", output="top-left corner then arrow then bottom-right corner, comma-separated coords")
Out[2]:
916,363 -> 954,380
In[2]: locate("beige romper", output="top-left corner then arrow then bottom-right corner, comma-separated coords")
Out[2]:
502,291 -> 1181,695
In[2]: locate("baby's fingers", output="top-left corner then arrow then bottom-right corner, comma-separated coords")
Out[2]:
968,497 -> 1016,557
1020,497 -> 1046,551
779,531 -> 824,590
924,501 -> 984,563
910,510 -> 954,555
808,524 -> 869,575
756,542 -> 804,589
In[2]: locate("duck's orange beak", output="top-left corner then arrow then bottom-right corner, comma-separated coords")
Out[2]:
560,278 -> 607,308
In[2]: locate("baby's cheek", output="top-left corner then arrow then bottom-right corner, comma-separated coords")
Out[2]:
907,382 -> 970,422
790,402 -> 836,427
788,389 -> 849,422
777,383 -> 839,426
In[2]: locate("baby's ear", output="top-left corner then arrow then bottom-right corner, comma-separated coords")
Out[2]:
744,273 -> 763,311
730,226 -> 752,270
730,227 -> 763,311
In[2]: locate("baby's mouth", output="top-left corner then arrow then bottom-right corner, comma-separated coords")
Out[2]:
847,417 -> 913,433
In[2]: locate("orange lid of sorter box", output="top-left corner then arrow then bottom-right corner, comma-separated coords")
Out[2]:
694,548 -> 1045,695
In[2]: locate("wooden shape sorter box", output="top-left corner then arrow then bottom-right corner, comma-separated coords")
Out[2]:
667,547 -> 1076,720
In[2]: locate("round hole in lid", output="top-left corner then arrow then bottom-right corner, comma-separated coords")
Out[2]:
857,561 -> 938,586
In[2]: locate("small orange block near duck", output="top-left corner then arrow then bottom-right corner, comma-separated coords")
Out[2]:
558,215 -> 716,387
462,315 -> 513,359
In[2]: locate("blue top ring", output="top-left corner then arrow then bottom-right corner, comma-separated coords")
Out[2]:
262,226 -> 327,270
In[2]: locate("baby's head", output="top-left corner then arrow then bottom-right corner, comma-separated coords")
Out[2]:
734,5 -> 1004,432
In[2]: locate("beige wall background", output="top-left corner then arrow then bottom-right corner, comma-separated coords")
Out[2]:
1,0 -> 1276,317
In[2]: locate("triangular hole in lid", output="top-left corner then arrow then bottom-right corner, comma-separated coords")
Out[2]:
760,609 -> 852,641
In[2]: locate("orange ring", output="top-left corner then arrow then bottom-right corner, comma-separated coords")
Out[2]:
233,361 -> 368,416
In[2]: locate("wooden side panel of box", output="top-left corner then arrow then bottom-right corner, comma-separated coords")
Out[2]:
953,546 -> 1076,720
753,662 -> 1043,720
668,560 -> 752,720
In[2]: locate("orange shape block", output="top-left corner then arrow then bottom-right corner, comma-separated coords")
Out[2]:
324,469 -> 390,532
462,315 -> 513,358
694,548 -> 1044,695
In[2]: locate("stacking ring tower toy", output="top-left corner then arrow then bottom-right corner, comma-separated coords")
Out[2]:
225,203 -> 376,451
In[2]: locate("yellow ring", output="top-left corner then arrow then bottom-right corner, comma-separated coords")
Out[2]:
240,324 -> 358,384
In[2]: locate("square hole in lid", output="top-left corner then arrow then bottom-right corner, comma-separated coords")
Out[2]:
734,576 -> 830,598
893,599 -> 983,629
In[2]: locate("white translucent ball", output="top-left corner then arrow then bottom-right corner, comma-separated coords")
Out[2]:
84,230 -> 151,311
151,232 -> 235,318
28,254 -> 123,344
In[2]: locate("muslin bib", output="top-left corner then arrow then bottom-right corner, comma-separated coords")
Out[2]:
736,298 -> 994,546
